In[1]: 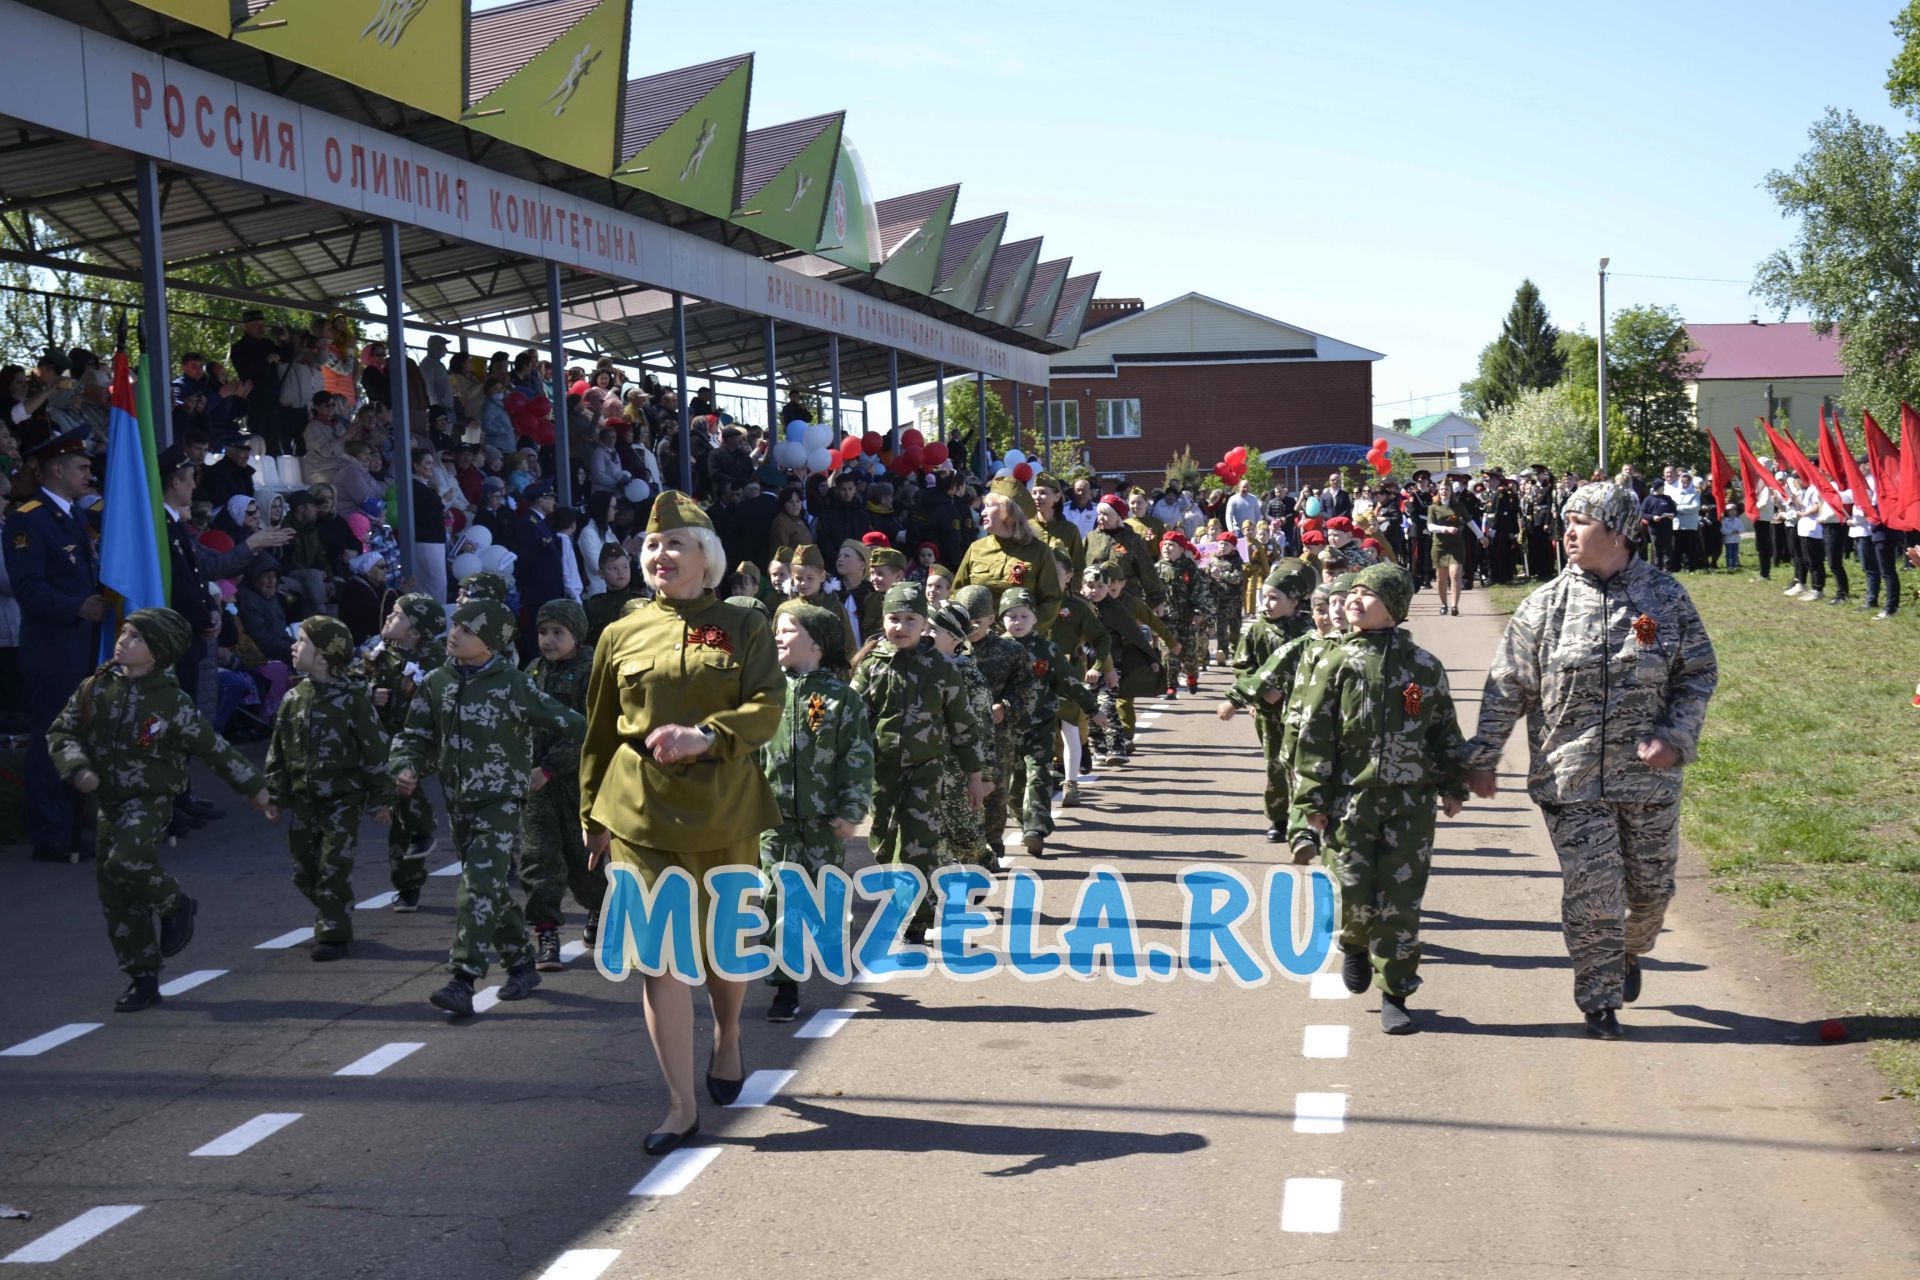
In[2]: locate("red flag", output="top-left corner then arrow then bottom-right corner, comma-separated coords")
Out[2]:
1863,410 -> 1903,525
1706,432 -> 1733,519
1817,406 -> 1845,481
1734,426 -> 1791,516
1762,418 -> 1847,517
1898,402 -> 1920,532
1832,423 -> 1881,525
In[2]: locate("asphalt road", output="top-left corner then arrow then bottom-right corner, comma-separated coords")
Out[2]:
3,591 -> 1917,1279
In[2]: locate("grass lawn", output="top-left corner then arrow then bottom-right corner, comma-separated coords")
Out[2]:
1487,565 -> 1920,1105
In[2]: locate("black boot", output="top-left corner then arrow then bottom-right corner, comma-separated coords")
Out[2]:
179,792 -> 225,821
1623,958 -> 1642,1004
583,911 -> 599,949
1584,1009 -> 1623,1039
430,974 -> 476,1016
114,975 -> 162,1013
1341,946 -> 1370,994
1380,993 -> 1415,1035
159,896 -> 198,958
534,927 -> 563,972
497,960 -> 542,1001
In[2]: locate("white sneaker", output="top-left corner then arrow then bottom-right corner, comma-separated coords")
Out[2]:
1784,583 -> 1802,597
1799,591 -> 1822,603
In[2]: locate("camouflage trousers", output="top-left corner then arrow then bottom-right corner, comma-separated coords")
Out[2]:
869,759 -> 942,925
1540,799 -> 1680,1013
288,795 -> 364,944
1324,790 -> 1436,997
448,798 -> 534,979
1090,686 -> 1127,759
937,757 -> 989,866
1167,622 -> 1201,683
520,780 -> 605,929
1255,715 -> 1292,828
760,817 -> 847,988
385,786 -> 436,895
1212,602 -> 1242,657
1008,728 -> 1056,838
980,728 -> 1016,849
94,794 -> 183,978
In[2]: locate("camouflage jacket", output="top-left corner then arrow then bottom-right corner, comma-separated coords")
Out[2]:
1155,559 -> 1213,626
970,632 -> 1035,741
1465,556 -> 1717,806
1085,524 -> 1165,607
584,587 -> 643,646
390,656 -> 584,810
524,646 -> 595,778
948,652 -> 998,771
850,639 -> 988,775
265,676 -> 391,804
759,667 -> 875,825
351,638 -> 442,736
49,665 -> 261,803
1287,627 -> 1467,828
1092,591 -> 1173,699
1229,615 -> 1316,727
1205,555 -> 1245,610
1234,612 -> 1309,684
1014,630 -> 1096,734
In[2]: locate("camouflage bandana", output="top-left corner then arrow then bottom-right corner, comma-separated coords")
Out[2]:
998,587 -> 1037,616
954,584 -> 996,622
881,581 -> 928,618
300,615 -> 357,674
1350,563 -> 1414,624
125,607 -> 192,669
536,598 -> 589,644
452,599 -> 517,656
931,601 -> 973,641
1562,482 -> 1640,538
462,571 -> 510,602
775,599 -> 844,664
394,592 -> 444,643
1265,556 -> 1319,601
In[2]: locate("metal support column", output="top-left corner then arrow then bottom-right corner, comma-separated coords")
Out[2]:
547,262 -> 572,508
764,317 -> 777,434
134,157 -> 173,447
829,333 -> 841,437
1042,389 -> 1053,473
936,363 -> 946,444
887,350 -> 900,451
1011,382 -> 1022,458
672,292 -> 691,494
381,222 -> 418,585
976,370 -> 989,480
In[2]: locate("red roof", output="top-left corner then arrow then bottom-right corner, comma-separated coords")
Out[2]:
1681,323 -> 1842,381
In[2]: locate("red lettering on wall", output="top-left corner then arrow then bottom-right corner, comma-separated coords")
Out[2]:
163,84 -> 185,137
223,104 -> 242,156
325,137 -> 342,183
277,122 -> 295,170
131,73 -> 153,128
193,95 -> 214,148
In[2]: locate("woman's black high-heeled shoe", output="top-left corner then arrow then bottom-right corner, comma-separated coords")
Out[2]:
643,1117 -> 700,1157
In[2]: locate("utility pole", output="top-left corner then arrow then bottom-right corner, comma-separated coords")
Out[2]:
1596,257 -> 1610,477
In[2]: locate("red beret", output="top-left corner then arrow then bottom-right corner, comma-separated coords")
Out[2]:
1100,494 -> 1129,517
1219,532 -> 1238,543
1326,515 -> 1354,532
861,531 -> 890,547
1301,531 -> 1328,547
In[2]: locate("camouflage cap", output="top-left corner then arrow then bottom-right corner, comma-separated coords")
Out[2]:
988,475 -> 1038,520
300,614 -> 356,674
867,546 -> 908,572
394,592 -> 444,641
998,587 -> 1037,616
881,581 -> 928,618
954,583 -> 996,621
451,599 -> 516,655
647,489 -> 712,533
1329,573 -> 1358,594
125,607 -> 192,669
1562,481 -> 1640,537
535,598 -> 589,644
789,543 -> 825,572
1264,556 -> 1319,601
462,571 -> 510,602
775,599 -> 843,662
930,601 -> 973,641
1350,562 -> 1414,624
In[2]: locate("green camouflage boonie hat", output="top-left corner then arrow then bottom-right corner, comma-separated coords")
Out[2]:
1562,482 -> 1640,537
394,592 -> 444,642
300,615 -> 356,674
535,598 -> 589,644
451,599 -> 516,655
1329,573 -> 1358,594
1350,563 -> 1415,624
775,599 -> 844,663
998,587 -> 1037,616
125,607 -> 192,669
880,581 -> 928,619
461,571 -> 510,602
954,584 -> 996,621
1264,556 -> 1319,601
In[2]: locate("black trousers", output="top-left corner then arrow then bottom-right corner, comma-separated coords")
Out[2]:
1824,530 -> 1851,599
1525,530 -> 1556,580
1793,533 -> 1825,593
1650,529 -> 1672,569
22,670 -> 88,853
1866,532 -> 1904,614
1755,522 -> 1777,579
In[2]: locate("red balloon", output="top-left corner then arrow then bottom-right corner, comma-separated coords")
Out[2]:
888,454 -> 914,475
504,391 -> 529,415
901,428 -> 926,450
1212,462 -> 1229,478
1013,462 -> 1033,483
838,437 -> 863,463
528,396 -> 552,418
924,442 -> 949,467
862,431 -> 884,456
902,444 -> 925,470
1373,438 -> 1388,452
1372,455 -> 1391,477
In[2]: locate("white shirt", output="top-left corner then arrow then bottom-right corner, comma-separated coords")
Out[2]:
1064,501 -> 1099,537
38,486 -> 75,518
559,534 -> 583,601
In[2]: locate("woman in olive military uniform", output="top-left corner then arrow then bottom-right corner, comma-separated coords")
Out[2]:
953,477 -> 1064,624
579,491 -> 784,1156
1031,472 -> 1086,579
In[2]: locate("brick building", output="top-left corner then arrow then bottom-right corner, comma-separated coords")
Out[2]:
987,292 -> 1382,482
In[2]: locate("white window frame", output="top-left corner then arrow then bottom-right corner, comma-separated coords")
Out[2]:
1094,398 -> 1141,439
1047,400 -> 1080,440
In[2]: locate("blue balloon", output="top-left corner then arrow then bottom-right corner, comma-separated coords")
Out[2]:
1305,496 -> 1323,517
785,421 -> 808,444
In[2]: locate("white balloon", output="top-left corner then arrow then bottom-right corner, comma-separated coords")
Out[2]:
993,467 -> 1011,480
479,545 -> 512,573
451,553 -> 483,582
807,446 -> 834,473
803,422 -> 833,451
623,477 -> 652,503
460,524 -> 492,552
1004,449 -> 1027,467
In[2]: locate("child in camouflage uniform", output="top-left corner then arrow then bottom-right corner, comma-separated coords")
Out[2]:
265,616 -> 390,962
954,584 -> 1031,859
351,591 -> 444,912
1206,533 -> 1246,663
1287,563 -> 1468,1034
459,570 -> 511,604
1155,532 -> 1210,695
585,545 -> 643,645
1001,587 -> 1096,858
49,608 -> 274,1013
520,599 -> 604,971
1084,564 -> 1175,764
930,601 -> 995,868
850,582 -> 989,940
1048,547 -> 1111,806
390,599 -> 585,1017
1219,558 -> 1320,844
758,600 -> 874,1022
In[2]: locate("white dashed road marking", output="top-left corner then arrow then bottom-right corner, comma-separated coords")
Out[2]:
794,1009 -> 855,1038
0,1205 -> 144,1263
726,1069 -> 795,1109
1281,1178 -> 1342,1232
560,940 -> 587,963
190,1112 -> 303,1157
429,862 -> 463,877
1,1023 -> 101,1058
335,1042 -> 426,1077
1308,972 -> 1350,1000
534,1250 -> 621,1280
356,891 -> 398,910
157,970 -> 226,997
629,1146 -> 721,1196
255,928 -> 315,950
1293,1092 -> 1347,1134
1301,1025 -> 1350,1059
471,985 -> 502,1014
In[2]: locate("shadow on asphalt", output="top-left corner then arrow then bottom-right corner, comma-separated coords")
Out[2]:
1421,908 -> 1564,932
744,1096 -> 1206,1176
1415,1002 -> 1915,1044
1429,864 -> 1560,878
1424,944 -> 1706,974
857,990 -> 1154,1025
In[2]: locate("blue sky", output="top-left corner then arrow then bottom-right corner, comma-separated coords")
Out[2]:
510,0 -> 1911,421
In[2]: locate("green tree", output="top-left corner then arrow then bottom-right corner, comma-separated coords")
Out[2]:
1479,384 -> 1604,478
941,380 -> 1014,464
1461,280 -> 1565,418
1605,304 -> 1702,471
